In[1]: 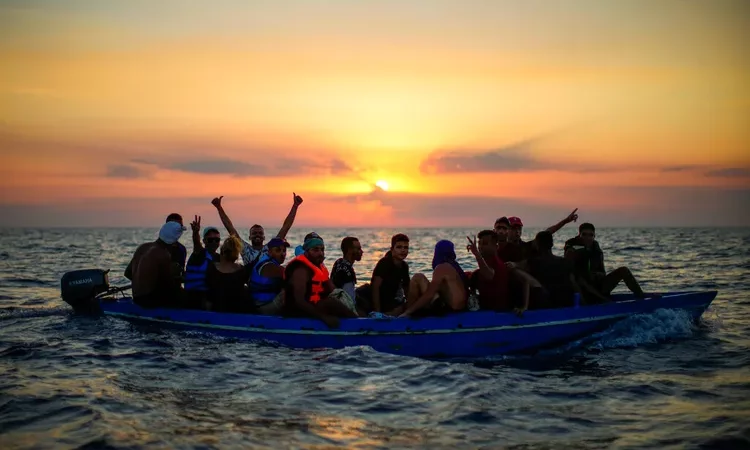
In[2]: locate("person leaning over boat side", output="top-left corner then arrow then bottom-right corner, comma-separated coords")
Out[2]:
283,236 -> 359,328
466,230 -> 512,311
206,236 -> 254,313
248,237 -> 290,315
508,231 -> 585,308
331,236 -> 363,302
211,193 -> 303,267
130,221 -> 186,309
183,215 -> 221,310
356,233 -> 412,316
399,240 -> 469,318
564,223 -> 655,301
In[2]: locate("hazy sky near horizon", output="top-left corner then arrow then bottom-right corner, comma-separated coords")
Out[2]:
1,0 -> 749,228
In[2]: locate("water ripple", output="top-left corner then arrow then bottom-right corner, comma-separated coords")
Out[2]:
0,227 -> 748,448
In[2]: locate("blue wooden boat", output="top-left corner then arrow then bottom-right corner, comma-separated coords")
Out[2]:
59,269 -> 717,358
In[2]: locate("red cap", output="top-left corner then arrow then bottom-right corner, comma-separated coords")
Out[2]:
508,216 -> 524,227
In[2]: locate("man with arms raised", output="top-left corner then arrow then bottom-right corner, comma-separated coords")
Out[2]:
284,235 -> 359,328
129,221 -> 186,308
466,230 -> 512,311
211,193 -> 303,266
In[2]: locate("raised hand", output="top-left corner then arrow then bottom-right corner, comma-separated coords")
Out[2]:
211,196 -> 224,207
566,208 -> 579,224
293,192 -> 303,206
190,215 -> 201,233
466,235 -> 480,257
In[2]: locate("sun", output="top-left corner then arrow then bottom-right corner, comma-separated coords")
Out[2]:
375,180 -> 389,191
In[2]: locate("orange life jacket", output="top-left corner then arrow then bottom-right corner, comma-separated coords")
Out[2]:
291,255 -> 330,304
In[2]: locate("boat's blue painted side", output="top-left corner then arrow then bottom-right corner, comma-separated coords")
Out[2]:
99,291 -> 717,358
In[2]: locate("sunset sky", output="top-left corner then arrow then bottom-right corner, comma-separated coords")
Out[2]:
1,0 -> 748,227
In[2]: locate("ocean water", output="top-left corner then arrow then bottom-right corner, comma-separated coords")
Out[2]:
1,227 -> 749,449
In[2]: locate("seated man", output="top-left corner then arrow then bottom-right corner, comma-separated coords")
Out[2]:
399,240 -> 468,317
512,231 -> 584,308
466,230 -> 511,311
356,233 -> 411,315
248,237 -> 290,315
129,221 -> 186,308
564,223 -> 653,301
283,236 -> 359,328
331,237 -> 363,301
124,212 -> 187,284
184,216 -> 221,309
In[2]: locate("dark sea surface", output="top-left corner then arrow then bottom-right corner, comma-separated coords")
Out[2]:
1,227 -> 749,449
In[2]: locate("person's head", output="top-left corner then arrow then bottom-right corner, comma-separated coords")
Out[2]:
477,229 -> 499,257
578,223 -> 596,247
432,240 -> 457,269
508,216 -> 523,243
494,217 -> 510,242
220,235 -> 242,262
390,233 -> 410,261
166,213 -> 183,227
267,237 -> 290,264
303,236 -> 325,266
158,221 -> 185,246
341,237 -> 362,262
534,230 -> 554,253
202,226 -> 221,253
249,224 -> 265,247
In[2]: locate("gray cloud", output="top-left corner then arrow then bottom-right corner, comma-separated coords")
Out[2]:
106,164 -> 149,179
705,167 -> 750,178
168,159 -> 266,177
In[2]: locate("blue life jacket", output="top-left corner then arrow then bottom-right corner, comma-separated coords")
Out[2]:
248,254 -> 284,304
184,250 -> 215,291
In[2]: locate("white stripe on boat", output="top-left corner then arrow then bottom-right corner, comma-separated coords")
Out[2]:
104,302 -> 709,336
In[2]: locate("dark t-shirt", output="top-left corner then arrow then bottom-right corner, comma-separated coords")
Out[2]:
564,237 -> 605,280
170,242 -> 187,273
472,255 -> 511,311
206,263 -> 253,313
331,258 -> 356,288
497,242 -> 525,263
527,255 -> 576,307
371,255 -> 410,311
186,250 -> 220,268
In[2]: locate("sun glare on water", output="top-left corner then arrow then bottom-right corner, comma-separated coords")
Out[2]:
375,180 -> 389,191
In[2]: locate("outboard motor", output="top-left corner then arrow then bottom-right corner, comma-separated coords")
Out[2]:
60,269 -> 110,314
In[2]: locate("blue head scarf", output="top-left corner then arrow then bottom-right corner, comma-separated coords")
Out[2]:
431,240 -> 469,288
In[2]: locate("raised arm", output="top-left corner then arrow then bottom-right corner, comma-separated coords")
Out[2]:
190,215 -> 204,254
276,193 -> 304,240
211,196 -> 240,238
546,208 -> 579,235
467,236 -> 494,280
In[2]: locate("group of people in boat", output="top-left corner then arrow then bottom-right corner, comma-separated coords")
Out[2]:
124,193 -> 653,327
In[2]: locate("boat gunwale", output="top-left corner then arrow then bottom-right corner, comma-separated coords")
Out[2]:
100,291 -> 716,336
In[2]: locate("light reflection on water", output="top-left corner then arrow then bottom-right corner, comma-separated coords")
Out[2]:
0,227 -> 749,448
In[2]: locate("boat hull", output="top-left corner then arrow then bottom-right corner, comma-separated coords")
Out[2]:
99,291 -> 717,358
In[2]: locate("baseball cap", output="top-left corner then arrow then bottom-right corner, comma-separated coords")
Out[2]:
159,221 -> 185,244
495,216 -> 511,227
267,237 -> 291,249
508,216 -> 524,227
202,226 -> 220,238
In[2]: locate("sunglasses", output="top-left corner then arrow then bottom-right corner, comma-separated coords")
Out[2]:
205,237 -> 221,243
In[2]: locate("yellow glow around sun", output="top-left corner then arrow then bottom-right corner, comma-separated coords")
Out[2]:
375,180 -> 389,191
